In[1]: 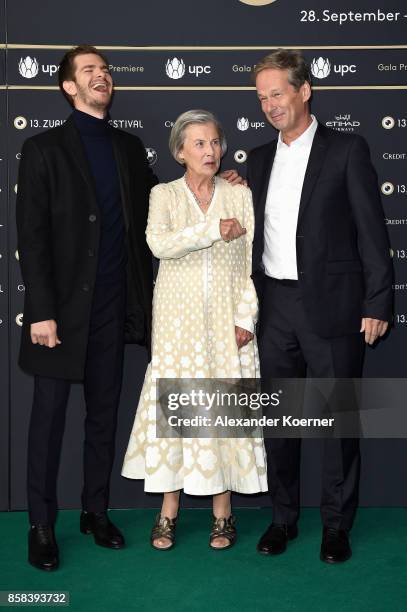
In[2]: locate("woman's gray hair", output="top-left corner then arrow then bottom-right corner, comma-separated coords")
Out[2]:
169,109 -> 227,164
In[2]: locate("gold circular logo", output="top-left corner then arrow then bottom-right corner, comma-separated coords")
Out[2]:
239,0 -> 278,5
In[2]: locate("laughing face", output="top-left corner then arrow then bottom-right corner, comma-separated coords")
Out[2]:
256,68 -> 311,141
62,53 -> 113,117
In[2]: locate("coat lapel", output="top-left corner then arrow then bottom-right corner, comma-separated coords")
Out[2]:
251,139 -> 277,273
297,124 -> 329,226
256,139 -> 277,225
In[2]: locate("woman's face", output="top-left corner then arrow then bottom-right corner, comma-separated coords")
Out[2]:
179,122 -> 222,178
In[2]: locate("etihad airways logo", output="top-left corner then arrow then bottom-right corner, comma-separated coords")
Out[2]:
165,57 -> 211,79
325,113 -> 361,133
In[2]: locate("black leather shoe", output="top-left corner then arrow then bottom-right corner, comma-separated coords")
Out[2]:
257,523 -> 298,555
320,527 -> 352,564
80,511 -> 125,549
28,525 -> 59,571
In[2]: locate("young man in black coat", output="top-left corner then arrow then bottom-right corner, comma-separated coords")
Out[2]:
247,50 -> 393,563
17,45 -> 157,571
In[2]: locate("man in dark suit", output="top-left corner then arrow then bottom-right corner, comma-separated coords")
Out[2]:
247,50 -> 393,563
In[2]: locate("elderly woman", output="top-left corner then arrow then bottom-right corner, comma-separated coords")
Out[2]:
122,109 -> 267,550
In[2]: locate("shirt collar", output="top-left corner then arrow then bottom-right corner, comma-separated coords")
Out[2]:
277,114 -> 318,151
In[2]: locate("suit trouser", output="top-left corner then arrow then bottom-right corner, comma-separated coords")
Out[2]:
258,277 -> 365,531
27,280 -> 126,525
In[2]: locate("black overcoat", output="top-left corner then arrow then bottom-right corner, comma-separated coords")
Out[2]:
16,114 -> 158,379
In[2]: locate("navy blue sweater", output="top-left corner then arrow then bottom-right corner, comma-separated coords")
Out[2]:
73,109 -> 126,284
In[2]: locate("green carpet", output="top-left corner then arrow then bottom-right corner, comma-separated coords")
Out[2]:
0,508 -> 406,611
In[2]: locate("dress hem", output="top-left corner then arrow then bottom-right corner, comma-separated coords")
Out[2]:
121,471 -> 268,495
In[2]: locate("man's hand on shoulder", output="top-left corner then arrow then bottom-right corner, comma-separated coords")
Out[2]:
219,169 -> 247,186
360,318 -> 388,345
31,320 -> 61,348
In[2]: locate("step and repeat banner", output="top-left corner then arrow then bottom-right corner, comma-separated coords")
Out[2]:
1,0 -> 407,511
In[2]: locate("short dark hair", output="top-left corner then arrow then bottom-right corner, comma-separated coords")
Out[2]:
254,49 -> 311,90
58,45 -> 110,106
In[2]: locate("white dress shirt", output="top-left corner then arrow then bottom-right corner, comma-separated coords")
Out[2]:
263,115 -> 318,280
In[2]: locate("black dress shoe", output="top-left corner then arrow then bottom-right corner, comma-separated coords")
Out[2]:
320,527 -> 352,564
80,511 -> 125,549
28,525 -> 59,571
257,523 -> 298,555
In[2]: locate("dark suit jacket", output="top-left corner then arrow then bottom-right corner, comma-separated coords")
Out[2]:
247,123 -> 393,338
16,113 -> 158,379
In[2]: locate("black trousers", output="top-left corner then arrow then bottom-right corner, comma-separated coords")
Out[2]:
27,280 -> 126,525
258,277 -> 365,531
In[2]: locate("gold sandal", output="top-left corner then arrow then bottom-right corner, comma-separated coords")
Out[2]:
150,513 -> 177,550
209,515 -> 237,550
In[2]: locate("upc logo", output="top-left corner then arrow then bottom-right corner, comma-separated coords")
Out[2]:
237,117 -> 250,131
166,58 -> 186,79
310,57 -> 331,79
19,56 -> 39,78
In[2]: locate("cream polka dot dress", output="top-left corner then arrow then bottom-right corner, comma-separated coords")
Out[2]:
122,177 -> 267,494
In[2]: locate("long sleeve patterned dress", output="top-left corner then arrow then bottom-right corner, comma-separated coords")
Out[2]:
122,176 -> 267,494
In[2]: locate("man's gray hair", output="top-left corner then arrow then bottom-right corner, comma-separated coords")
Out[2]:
169,109 -> 227,164
254,49 -> 312,91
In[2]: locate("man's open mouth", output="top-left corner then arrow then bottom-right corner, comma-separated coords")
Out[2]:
91,82 -> 108,92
